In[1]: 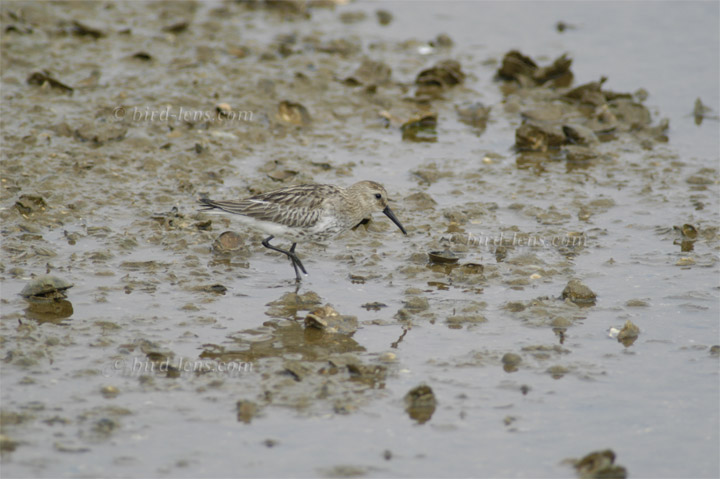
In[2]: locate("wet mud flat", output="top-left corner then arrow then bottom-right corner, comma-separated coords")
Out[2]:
1,1 -> 719,478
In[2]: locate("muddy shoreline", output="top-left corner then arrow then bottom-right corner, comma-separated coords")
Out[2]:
1,1 -> 718,478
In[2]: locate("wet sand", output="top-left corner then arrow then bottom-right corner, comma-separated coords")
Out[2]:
1,1 -> 718,478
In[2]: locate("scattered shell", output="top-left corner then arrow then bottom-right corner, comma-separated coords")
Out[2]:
236,400 -> 258,424
100,386 -> 120,399
20,275 -> 74,300
27,70 -> 74,94
432,33 -> 453,48
163,21 -> 189,34
561,279 -> 597,305
198,284 -> 227,295
617,320 -> 640,347
676,257 -> 695,266
375,9 -> 393,25
316,38 -> 360,57
54,441 -> 90,453
501,353 -> 522,372
379,352 -> 397,363
552,317 -> 573,329
266,292 -> 322,318
92,418 -> 118,438
547,365 -> 569,379
304,305 -> 358,334
228,46 -> 250,58
497,50 -> 537,82
564,78 -> 607,106
456,102 -> 490,131
375,10 -> 393,26
401,112 -> 437,142
348,58 -> 392,86
403,296 -> 429,311
71,20 -> 105,39
150,207 -> 185,229
564,145 -> 598,164
346,361 -> 387,387
417,44 -> 433,55
497,50 -> 573,87
266,169 -> 298,182
339,11 -> 366,24
277,100 -> 311,126
216,103 -> 232,116
74,122 -> 127,144
14,194 -> 47,215
572,449 -> 627,479
361,302 -> 387,311
404,385 -> 436,424
416,59 -> 465,88
415,59 -> 465,99
446,315 -> 486,329
0,435 -> 19,452
522,104 -> 567,123
563,124 -> 599,146
213,231 -> 244,253
460,263 -> 484,274
428,250 -> 459,264
283,361 -> 312,382
680,224 -> 698,239
304,306 -> 333,330
194,220 -> 211,231
132,51 -> 152,61
516,122 -> 566,152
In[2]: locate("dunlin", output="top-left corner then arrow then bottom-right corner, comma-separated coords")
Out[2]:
199,181 -> 407,281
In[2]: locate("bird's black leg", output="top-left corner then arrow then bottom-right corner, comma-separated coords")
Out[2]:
288,243 -> 308,275
262,236 -> 308,281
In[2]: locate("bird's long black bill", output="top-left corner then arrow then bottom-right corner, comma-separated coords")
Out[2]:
383,206 -> 407,235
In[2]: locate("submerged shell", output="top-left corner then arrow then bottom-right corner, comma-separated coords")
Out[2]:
404,384 -> 437,424
573,449 -> 627,479
680,224 -> 698,239
401,113 -> 438,142
25,299 -> 74,323
213,231 -> 244,253
617,320 -> 640,347
304,305 -> 358,334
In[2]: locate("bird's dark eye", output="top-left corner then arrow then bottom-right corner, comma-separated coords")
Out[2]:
374,193 -> 382,199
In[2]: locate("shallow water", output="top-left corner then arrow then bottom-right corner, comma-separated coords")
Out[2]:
1,1 -> 718,478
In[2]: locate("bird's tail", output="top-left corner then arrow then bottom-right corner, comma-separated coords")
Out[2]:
197,197 -> 222,212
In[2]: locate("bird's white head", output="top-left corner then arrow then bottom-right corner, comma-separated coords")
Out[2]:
348,181 -> 407,235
